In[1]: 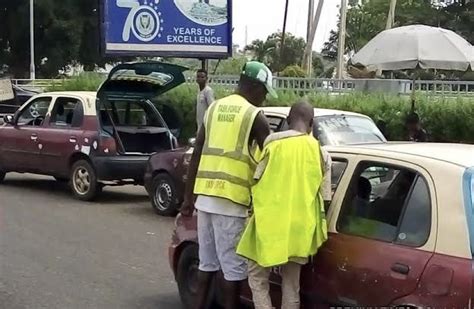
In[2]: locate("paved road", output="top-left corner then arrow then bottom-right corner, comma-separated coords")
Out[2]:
0,173 -> 182,309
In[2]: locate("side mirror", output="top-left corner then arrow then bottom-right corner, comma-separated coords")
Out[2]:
188,138 -> 196,148
3,115 -> 14,125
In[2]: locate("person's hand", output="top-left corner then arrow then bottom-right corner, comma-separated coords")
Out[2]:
180,198 -> 195,217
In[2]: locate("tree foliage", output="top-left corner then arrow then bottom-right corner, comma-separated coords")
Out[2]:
0,0 -> 128,78
322,0 -> 473,60
245,32 -> 306,73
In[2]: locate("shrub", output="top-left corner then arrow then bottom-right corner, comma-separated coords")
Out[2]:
281,65 -> 306,78
47,76 -> 474,143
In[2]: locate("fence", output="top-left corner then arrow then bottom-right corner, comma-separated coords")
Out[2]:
11,77 -> 474,96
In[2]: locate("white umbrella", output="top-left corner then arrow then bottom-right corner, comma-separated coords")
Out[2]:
351,25 -> 474,72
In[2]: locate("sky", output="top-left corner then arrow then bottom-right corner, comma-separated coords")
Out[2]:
232,0 -> 340,52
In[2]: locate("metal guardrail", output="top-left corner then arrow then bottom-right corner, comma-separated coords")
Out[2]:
12,77 -> 474,96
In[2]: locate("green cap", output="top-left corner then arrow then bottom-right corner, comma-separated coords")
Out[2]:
241,61 -> 278,98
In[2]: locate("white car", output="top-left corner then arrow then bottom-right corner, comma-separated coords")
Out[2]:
262,107 -> 386,145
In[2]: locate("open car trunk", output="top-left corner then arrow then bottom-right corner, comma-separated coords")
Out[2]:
116,127 -> 172,154
96,62 -> 187,155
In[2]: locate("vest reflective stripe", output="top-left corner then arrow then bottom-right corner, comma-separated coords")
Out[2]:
196,171 -> 250,189
194,95 -> 258,206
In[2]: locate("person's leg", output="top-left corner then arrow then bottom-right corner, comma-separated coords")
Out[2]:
248,260 -> 272,309
214,215 -> 248,309
281,262 -> 302,309
223,279 -> 244,309
197,211 -> 220,309
196,270 -> 216,309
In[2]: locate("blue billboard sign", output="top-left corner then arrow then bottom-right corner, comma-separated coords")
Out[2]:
101,0 -> 232,58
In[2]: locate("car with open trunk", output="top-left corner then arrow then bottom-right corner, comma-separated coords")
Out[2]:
0,62 -> 186,201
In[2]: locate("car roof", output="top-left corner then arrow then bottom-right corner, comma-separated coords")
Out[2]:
326,142 -> 474,168
261,106 -> 368,118
40,91 -> 97,100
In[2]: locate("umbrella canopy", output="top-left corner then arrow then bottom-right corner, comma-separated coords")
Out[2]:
351,25 -> 474,72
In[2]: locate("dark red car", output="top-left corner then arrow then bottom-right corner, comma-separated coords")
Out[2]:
169,144 -> 474,308
0,62 -> 186,200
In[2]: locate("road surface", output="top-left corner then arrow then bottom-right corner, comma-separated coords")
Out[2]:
0,173 -> 182,309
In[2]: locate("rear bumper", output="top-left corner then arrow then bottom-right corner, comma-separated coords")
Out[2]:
93,155 -> 149,182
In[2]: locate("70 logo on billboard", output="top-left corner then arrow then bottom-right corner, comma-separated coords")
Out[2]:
117,0 -> 164,42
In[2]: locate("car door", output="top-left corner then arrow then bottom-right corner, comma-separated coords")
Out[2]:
311,155 -> 436,306
253,158 -> 351,307
0,96 -> 52,172
38,96 -> 85,176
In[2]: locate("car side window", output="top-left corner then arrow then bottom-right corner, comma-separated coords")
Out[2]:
265,115 -> 284,133
331,160 -> 347,193
396,176 -> 431,247
17,97 -> 52,126
49,97 -> 84,128
323,159 -> 348,212
337,162 -> 431,247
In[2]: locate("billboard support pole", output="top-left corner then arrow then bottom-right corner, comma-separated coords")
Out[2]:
201,59 -> 208,71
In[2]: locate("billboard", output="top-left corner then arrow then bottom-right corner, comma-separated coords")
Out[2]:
101,0 -> 232,58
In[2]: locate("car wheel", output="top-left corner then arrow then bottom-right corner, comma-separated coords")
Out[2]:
0,171 -> 5,183
176,245 -> 218,309
151,173 -> 179,216
70,160 -> 102,201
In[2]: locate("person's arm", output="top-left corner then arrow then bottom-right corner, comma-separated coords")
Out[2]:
319,147 -> 332,210
180,126 -> 205,216
250,111 -> 270,150
205,88 -> 215,108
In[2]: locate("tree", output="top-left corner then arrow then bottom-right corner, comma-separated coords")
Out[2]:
245,32 -> 306,72
322,0 -> 439,60
312,52 -> 325,77
244,39 -> 271,63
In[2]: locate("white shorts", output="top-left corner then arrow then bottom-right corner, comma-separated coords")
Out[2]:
197,210 -> 248,281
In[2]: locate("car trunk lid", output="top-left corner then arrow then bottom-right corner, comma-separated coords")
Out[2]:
97,62 -> 187,99
96,62 -> 186,155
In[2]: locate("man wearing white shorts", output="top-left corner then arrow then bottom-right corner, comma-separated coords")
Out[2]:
180,61 -> 277,309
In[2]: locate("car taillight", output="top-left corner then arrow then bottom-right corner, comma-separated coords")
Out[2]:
182,148 -> 194,166
98,136 -> 117,155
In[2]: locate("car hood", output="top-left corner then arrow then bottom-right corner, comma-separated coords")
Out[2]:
97,62 -> 187,99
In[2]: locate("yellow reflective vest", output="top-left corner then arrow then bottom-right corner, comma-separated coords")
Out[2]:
237,132 -> 328,267
194,94 -> 259,206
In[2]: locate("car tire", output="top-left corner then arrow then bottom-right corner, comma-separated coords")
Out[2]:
150,173 -> 179,216
176,245 -> 218,309
0,171 -> 5,183
70,160 -> 102,201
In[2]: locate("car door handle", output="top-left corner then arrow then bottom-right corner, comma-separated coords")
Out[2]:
31,134 -> 38,141
69,137 -> 77,143
391,263 -> 410,275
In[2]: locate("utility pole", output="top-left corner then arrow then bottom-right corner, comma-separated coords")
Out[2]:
307,0 -> 314,43
336,0 -> 347,79
303,0 -> 324,76
386,0 -> 397,30
30,0 -> 35,80
280,0 -> 290,70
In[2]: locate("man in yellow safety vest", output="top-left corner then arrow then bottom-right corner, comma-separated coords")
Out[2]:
180,61 -> 277,309
237,101 -> 328,309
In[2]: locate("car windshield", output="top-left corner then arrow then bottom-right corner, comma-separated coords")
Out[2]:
314,115 -> 386,145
